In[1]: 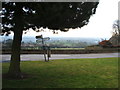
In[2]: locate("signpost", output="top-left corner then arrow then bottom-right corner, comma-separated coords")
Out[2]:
36,37 -> 50,43
36,35 -> 51,62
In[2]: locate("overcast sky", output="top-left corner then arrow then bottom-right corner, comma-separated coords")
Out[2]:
22,0 -> 119,39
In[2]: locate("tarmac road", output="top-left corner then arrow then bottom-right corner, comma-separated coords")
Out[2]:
1,53 -> 119,62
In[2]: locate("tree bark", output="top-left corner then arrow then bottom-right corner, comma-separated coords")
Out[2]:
7,21 -> 23,79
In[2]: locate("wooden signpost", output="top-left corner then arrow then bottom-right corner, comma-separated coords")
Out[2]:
36,35 -> 51,62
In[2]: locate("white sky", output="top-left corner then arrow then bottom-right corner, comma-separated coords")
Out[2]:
23,0 -> 119,39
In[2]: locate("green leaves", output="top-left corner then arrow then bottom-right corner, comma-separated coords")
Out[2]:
1,2 -> 99,33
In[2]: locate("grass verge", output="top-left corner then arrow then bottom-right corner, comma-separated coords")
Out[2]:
2,58 -> 118,88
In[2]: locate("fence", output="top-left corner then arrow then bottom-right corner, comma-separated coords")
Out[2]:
2,48 -> 119,54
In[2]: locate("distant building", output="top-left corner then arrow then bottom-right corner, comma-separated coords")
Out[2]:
99,40 -> 112,47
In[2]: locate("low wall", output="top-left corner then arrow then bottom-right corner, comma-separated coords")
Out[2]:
1,48 -> 119,54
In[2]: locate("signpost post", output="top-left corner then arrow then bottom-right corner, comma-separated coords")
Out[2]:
36,35 -> 50,62
46,45 -> 51,61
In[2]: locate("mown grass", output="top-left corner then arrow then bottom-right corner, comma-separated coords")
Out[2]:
2,58 -> 118,88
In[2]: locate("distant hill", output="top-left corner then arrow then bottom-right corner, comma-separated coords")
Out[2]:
0,35 -> 100,44
1,35 -> 102,48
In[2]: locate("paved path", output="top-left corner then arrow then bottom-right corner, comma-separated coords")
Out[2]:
1,53 -> 119,62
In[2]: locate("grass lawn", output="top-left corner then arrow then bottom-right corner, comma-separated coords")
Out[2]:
2,58 -> 118,88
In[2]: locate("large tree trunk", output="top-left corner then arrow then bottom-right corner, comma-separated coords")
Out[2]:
7,23 -> 23,79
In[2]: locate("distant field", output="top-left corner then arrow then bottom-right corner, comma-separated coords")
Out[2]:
2,58 -> 118,88
51,48 -> 85,50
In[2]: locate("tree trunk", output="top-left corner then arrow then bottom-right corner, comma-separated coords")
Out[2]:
7,24 -> 23,79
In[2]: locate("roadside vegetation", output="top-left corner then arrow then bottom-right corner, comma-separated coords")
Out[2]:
2,58 -> 118,88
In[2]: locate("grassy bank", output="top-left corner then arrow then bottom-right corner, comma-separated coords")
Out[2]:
2,58 -> 118,88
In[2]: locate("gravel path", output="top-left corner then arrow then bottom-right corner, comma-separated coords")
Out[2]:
1,53 -> 119,62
